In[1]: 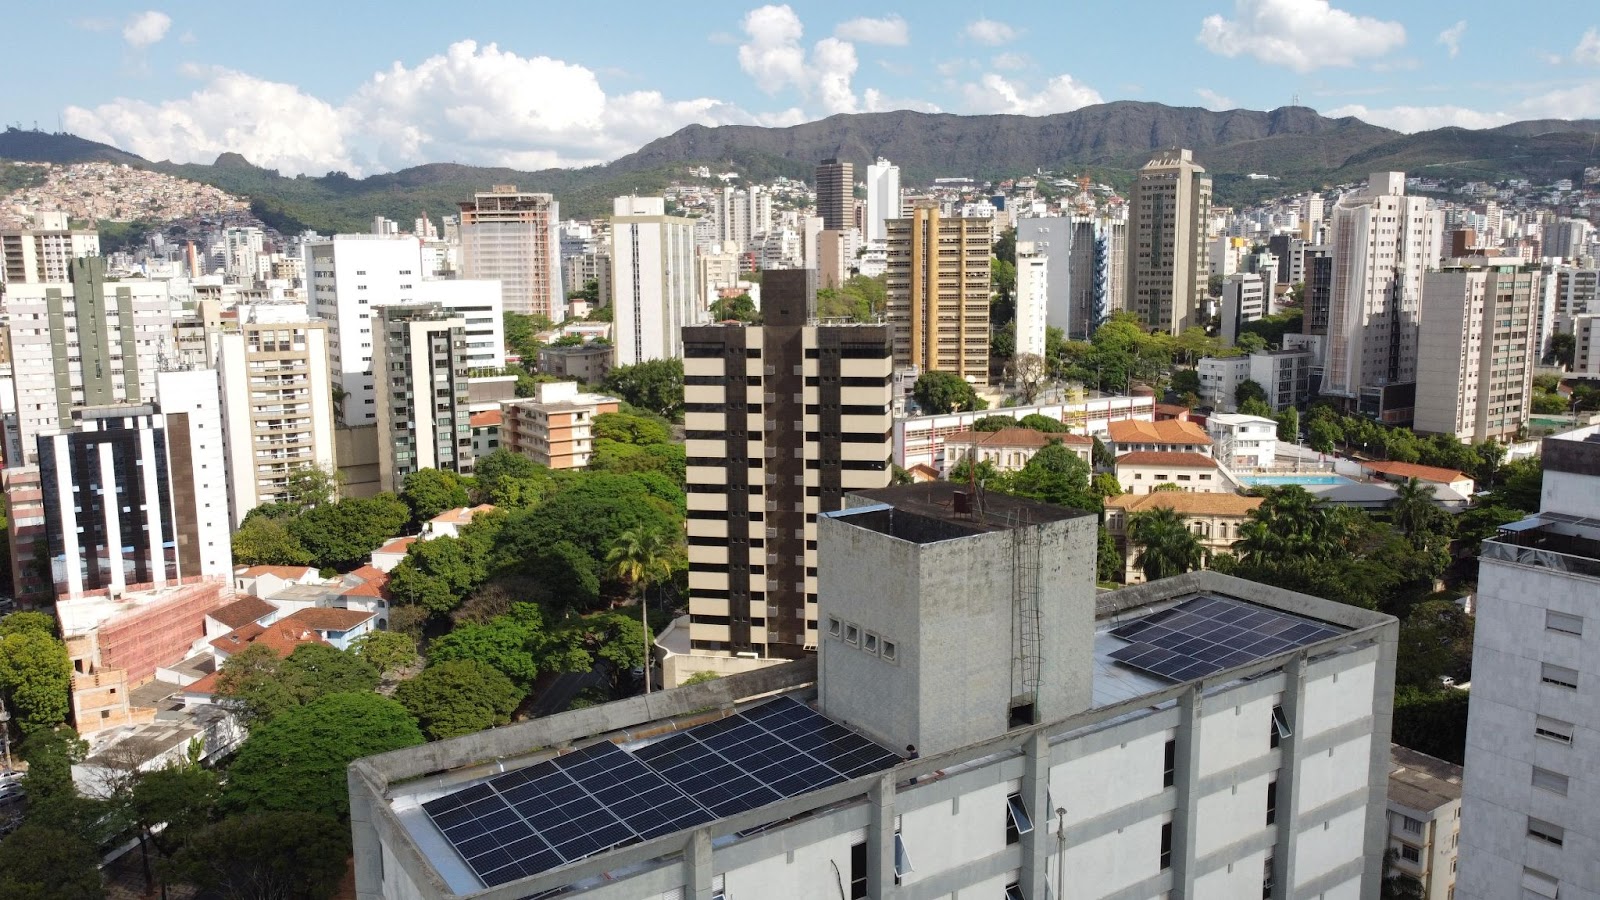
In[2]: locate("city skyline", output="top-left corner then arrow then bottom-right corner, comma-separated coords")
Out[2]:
7,1 -> 1598,179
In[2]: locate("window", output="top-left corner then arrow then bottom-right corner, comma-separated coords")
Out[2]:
1400,844 -> 1421,862
1005,884 -> 1025,900
864,632 -> 880,654
1262,857 -> 1274,899
1266,779 -> 1277,826
1270,705 -> 1292,748
1163,738 -> 1176,788
893,832 -> 912,879
1522,867 -> 1559,898
1546,610 -> 1583,636
1006,793 -> 1034,845
844,624 -> 859,646
1527,818 -> 1565,847
1160,821 -> 1172,870
1535,715 -> 1574,744
1532,767 -> 1569,796
828,617 -> 841,638
1400,815 -> 1423,835
1541,663 -> 1579,690
881,640 -> 897,662
849,841 -> 867,899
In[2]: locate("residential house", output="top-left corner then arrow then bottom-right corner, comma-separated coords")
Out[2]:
940,428 -> 1092,474
1206,414 -> 1279,470
1114,451 -> 1224,494
1106,419 -> 1213,456
1104,492 -> 1262,583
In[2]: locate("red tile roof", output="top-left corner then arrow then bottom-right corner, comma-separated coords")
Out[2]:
1107,419 -> 1212,446
209,620 -> 328,657
1115,451 -> 1219,468
375,536 -> 417,556
183,670 -> 220,697
341,565 -> 391,599
429,504 -> 497,525
236,565 -> 319,580
279,607 -> 374,632
1106,492 -> 1262,516
470,410 -> 503,428
208,596 -> 276,629
1360,460 -> 1471,484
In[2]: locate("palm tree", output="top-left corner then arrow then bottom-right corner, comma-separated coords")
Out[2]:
1390,477 -> 1440,540
1128,506 -> 1207,582
604,528 -> 675,694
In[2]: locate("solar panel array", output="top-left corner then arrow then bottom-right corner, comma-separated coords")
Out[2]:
1108,594 -> 1342,682
421,696 -> 900,887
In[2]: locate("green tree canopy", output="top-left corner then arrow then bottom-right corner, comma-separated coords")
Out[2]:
709,293 -> 759,323
472,449 -> 562,509
396,658 -> 523,740
912,371 -> 986,414
171,811 -> 348,900
1395,600 -> 1474,690
387,534 -> 491,617
0,626 -> 72,731
0,611 -> 56,637
222,692 -> 423,820
349,630 -> 418,676
288,493 -> 411,571
970,414 -> 1017,432
0,824 -> 105,900
1017,413 -> 1069,433
230,515 -> 313,567
1128,506 -> 1206,582
427,602 -> 553,689
1234,379 -> 1268,408
593,411 -> 672,446
213,643 -> 380,727
1006,441 -> 1097,511
401,468 -> 471,526
602,358 -> 684,419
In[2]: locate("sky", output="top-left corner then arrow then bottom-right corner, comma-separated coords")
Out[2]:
6,0 -> 1599,178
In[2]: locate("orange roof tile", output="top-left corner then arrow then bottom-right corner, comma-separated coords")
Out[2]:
209,620 -> 328,657
1107,419 -> 1212,445
429,504 -> 497,525
1106,492 -> 1263,516
1359,460 -> 1470,484
375,536 -> 417,556
279,607 -> 374,632
236,565 -> 319,580
183,670 -> 220,697
1115,451 -> 1219,468
209,596 -> 276,629
470,410 -> 503,428
341,565 -> 391,599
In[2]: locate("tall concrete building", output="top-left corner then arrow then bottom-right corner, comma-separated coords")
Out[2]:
372,304 -> 473,493
1458,425 -> 1600,900
1127,148 -> 1212,333
350,486 -> 1398,900
1415,261 -> 1540,443
864,157 -> 900,243
682,269 -> 892,661
715,185 -> 772,250
886,205 -> 992,384
1014,241 -> 1049,358
1220,273 -> 1270,346
214,305 -> 336,524
1018,214 -> 1126,341
3,256 -> 172,466
814,158 -> 853,232
458,186 -> 563,321
0,212 -> 100,284
1321,173 -> 1444,406
610,196 -> 700,366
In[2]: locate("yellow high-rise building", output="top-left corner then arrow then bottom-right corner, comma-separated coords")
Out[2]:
886,204 -> 992,384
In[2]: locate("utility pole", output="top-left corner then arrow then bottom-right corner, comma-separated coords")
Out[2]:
640,586 -> 652,695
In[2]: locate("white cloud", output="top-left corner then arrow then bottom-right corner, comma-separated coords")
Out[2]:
736,5 -> 864,115
1327,103 -> 1510,132
1575,28 -> 1600,65
962,73 -> 1101,116
123,10 -> 171,48
1197,0 -> 1405,72
835,15 -> 908,46
1437,21 -> 1466,59
862,89 -> 941,114
992,52 -> 1030,71
63,41 -> 754,176
1195,88 -> 1234,110
964,18 -> 1018,46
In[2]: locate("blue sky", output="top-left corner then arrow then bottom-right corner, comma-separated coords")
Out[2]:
7,1 -> 1599,176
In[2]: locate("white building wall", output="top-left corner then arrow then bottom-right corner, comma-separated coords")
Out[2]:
413,280 -> 504,371
1014,242 -> 1048,359
865,158 -> 900,244
304,235 -> 424,427
612,197 -> 700,367
155,368 -> 232,579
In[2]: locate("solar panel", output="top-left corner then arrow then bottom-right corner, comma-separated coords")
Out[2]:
423,695 -> 900,888
1109,595 -> 1342,683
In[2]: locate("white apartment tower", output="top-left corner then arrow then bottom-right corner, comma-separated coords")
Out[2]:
1457,425 -> 1600,900
215,306 -> 336,524
0,211 -> 101,284
1014,240 -> 1049,358
1415,263 -> 1540,443
611,196 -> 700,366
864,157 -> 900,243
458,186 -> 563,321
1322,172 -> 1444,402
373,304 -> 473,493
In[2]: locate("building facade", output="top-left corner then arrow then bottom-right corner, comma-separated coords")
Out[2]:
610,196 -> 700,367
372,304 -> 473,493
682,270 -> 892,660
500,381 -> 619,470
1387,745 -> 1462,900
458,186 -> 563,320
886,205 -> 991,384
864,157 -> 900,243
1127,148 -> 1212,334
304,234 -> 424,428
1105,491 -> 1262,583
815,158 -> 853,233
1415,262 -> 1540,443
1013,240 -> 1049,360
1221,272 -> 1270,346
0,212 -> 101,284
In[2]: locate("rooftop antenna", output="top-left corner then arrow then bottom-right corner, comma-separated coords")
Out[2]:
1291,93 -> 1300,108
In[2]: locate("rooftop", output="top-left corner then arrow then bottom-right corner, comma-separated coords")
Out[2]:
430,504 -> 497,526
376,536 -> 419,556
342,565 -> 392,598
943,427 -> 1092,449
235,564 -> 320,580
1388,745 -> 1463,813
846,482 -> 1091,541
1115,450 -> 1219,468
207,595 -> 277,629
1105,492 -> 1263,516
1358,460 -> 1470,484
1107,418 -> 1211,445
279,606 -> 375,632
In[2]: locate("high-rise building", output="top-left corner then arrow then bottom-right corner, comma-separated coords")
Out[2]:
372,304 -> 473,493
351,486 -> 1399,900
458,186 -> 563,320
1415,262 -> 1540,443
1544,217 -> 1593,263
1457,425 -> 1600,900
1014,241 -> 1048,358
0,212 -> 101,284
500,381 -> 619,470
610,196 -> 700,366
682,270 -> 892,661
886,205 -> 992,383
1127,148 -> 1212,333
215,306 -> 336,524
815,158 -> 853,232
1322,173 -> 1443,403
1220,273 -> 1270,346
864,157 -> 900,243
3,256 -> 172,466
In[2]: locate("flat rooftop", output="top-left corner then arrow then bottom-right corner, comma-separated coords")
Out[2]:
1388,745 -> 1462,813
846,482 -> 1091,542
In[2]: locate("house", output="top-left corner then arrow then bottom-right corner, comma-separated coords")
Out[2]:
939,428 -> 1092,474
423,504 -> 498,540
339,565 -> 393,629
1105,418 -> 1212,457
1358,460 -> 1475,498
370,536 -> 419,573
203,596 -> 277,639
275,607 -> 377,651
1386,745 -> 1462,900
905,463 -> 940,483
232,565 -> 322,600
1114,451 -> 1223,494
1206,413 -> 1279,470
1104,492 -> 1262,583
470,410 -> 502,458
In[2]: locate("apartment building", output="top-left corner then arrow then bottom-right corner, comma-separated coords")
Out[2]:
610,196 -> 700,366
1104,491 -> 1263,583
1127,148 -> 1212,334
1206,413 -> 1279,470
372,304 -> 473,493
0,211 -> 101,284
215,306 -> 335,524
681,269 -> 892,662
886,205 -> 991,383
1220,272 -> 1270,346
500,381 -> 618,470
1387,745 -> 1462,900
1416,261 -> 1540,443
537,343 -> 613,384
350,483 -> 1398,900
814,158 -> 853,232
1457,425 -> 1600,900
458,185 -> 563,320
864,157 -> 899,243
1014,241 -> 1049,359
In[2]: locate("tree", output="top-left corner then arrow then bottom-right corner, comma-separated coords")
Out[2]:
288,493 -> 411,571
213,643 -> 380,727
593,411 -> 672,446
223,692 -> 422,820
428,602 -> 551,689
605,528 -> 675,690
971,414 -> 1017,432
1009,352 -> 1048,404
991,258 -> 1017,307
602,358 -> 685,419
349,631 -> 418,677
1239,396 -> 1275,418
388,534 -> 489,617
1234,379 -> 1268,408
0,824 -> 104,900
1234,332 -> 1269,354
0,611 -> 55,637
682,671 -> 721,686
0,625 -> 72,731
495,474 -> 682,600
709,293 -> 758,323
1006,441 -> 1097,510
913,371 -> 986,414
566,611 -> 650,694
230,515 -> 312,567
1128,506 -> 1206,581
400,468 -> 470,526
1096,527 -> 1121,583
130,763 -> 221,896
281,464 -> 340,511
397,659 -> 522,740
473,449 -> 559,508
1395,600 -> 1474,689
1275,406 -> 1300,443
1486,458 -> 1541,512
1390,478 -> 1446,544
1550,330 -> 1576,368
172,811 -> 347,900
1170,368 -> 1201,398
1091,435 -> 1116,470
1017,413 -> 1069,433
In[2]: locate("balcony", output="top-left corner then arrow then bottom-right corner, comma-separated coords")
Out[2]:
1484,517 -> 1600,580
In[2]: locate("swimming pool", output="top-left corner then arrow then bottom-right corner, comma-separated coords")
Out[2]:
1237,474 -> 1349,486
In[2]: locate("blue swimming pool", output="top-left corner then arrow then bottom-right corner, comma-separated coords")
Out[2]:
1237,474 -> 1349,486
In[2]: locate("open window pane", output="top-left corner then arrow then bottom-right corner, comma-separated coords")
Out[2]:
893,833 -> 912,877
1005,884 -> 1025,900
1007,794 -> 1035,836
